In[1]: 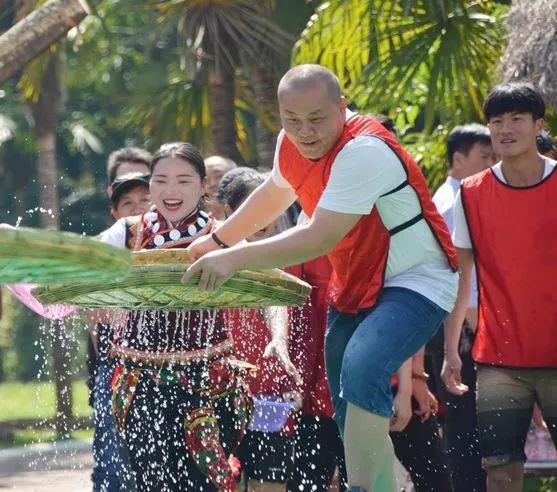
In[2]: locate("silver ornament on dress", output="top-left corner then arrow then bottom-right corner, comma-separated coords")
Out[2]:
169,229 -> 181,241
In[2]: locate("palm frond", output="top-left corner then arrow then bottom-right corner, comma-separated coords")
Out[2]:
154,0 -> 292,73
294,0 -> 506,130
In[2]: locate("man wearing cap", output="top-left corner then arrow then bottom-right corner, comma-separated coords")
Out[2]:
89,152 -> 151,492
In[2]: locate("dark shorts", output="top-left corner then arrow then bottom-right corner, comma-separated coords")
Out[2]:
237,430 -> 293,483
476,365 -> 557,468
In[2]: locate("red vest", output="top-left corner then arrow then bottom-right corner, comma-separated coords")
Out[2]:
461,168 -> 557,367
278,115 -> 457,313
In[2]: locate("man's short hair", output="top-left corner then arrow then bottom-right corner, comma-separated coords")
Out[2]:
484,82 -> 545,121
106,147 -> 152,185
447,124 -> 491,167
278,64 -> 342,103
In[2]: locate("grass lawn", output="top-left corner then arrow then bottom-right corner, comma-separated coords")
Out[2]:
524,476 -> 557,491
0,380 -> 92,449
0,380 -> 92,422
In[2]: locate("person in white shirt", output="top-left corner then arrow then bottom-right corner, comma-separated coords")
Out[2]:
431,124 -> 495,492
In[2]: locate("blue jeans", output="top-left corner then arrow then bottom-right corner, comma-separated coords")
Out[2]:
325,287 -> 448,434
92,360 -> 124,492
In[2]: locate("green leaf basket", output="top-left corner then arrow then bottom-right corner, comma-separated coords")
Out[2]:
0,227 -> 132,285
34,249 -> 312,311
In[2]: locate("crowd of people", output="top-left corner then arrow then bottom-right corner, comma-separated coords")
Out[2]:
15,63 -> 557,492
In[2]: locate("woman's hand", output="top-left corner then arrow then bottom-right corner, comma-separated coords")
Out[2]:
263,337 -> 302,386
390,390 -> 412,432
282,390 -> 303,411
186,233 -> 221,262
441,351 -> 469,395
412,379 -> 438,422
533,402 -> 548,431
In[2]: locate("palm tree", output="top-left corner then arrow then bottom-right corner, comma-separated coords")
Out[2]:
0,0 -> 88,84
294,0 -> 507,131
293,0 -> 507,188
12,0 -> 73,436
154,0 -> 292,162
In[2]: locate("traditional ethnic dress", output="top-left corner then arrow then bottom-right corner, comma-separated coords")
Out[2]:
108,208 -> 252,492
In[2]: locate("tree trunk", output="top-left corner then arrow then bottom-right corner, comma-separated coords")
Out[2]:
28,51 -> 73,437
252,66 -> 280,169
209,64 -> 241,162
0,0 -> 89,84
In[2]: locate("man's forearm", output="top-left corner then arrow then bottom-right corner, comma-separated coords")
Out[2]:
444,272 -> 471,355
228,223 -> 332,272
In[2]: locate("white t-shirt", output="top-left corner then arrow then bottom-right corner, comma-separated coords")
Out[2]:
433,176 -> 478,308
272,132 -> 458,312
432,176 -> 460,233
99,218 -> 128,248
453,158 -> 557,249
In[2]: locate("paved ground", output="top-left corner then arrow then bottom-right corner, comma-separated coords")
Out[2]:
0,440 -> 414,491
0,440 -> 92,491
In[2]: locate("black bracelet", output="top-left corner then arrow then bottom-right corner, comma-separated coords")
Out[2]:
211,232 -> 230,249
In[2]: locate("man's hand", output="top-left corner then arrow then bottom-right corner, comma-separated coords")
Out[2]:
412,379 -> 438,422
186,234 -> 221,262
390,390 -> 412,432
181,249 -> 239,290
263,337 -> 302,386
441,351 -> 469,395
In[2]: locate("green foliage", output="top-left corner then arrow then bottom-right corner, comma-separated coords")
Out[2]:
0,293 -> 47,382
0,290 -> 90,384
295,0 -> 507,127
402,126 -> 449,193
293,0 -> 509,186
0,428 -> 93,450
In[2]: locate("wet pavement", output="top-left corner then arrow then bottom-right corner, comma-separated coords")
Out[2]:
0,440 -> 92,491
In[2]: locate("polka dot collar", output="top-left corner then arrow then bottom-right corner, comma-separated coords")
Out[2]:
140,207 -> 212,249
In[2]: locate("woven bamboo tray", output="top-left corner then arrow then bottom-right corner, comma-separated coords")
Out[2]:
34,249 -> 311,311
0,227 -> 132,285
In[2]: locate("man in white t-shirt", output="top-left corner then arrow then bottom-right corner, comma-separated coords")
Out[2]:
431,124 -> 494,492
182,64 -> 458,491
90,149 -> 152,492
442,82 -> 557,492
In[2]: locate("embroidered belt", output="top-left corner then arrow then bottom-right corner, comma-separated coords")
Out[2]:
109,338 -> 234,365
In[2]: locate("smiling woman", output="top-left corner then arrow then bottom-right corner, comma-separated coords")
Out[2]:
90,142 -> 254,492
149,142 -> 208,223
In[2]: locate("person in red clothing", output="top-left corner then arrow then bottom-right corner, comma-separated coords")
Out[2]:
219,168 -> 346,491
183,65 -> 457,491
442,82 -> 557,492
